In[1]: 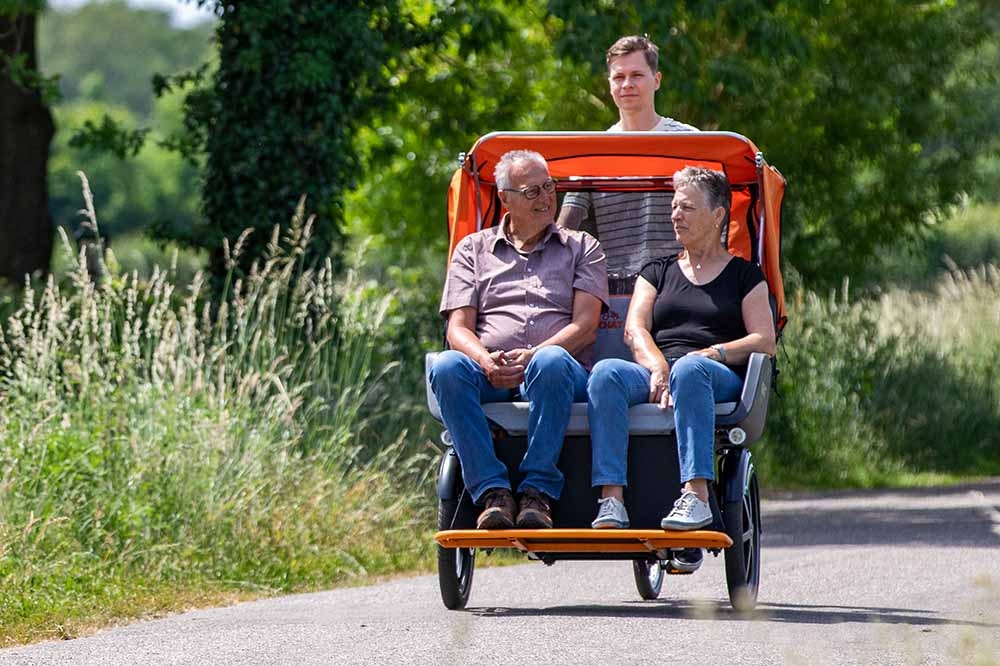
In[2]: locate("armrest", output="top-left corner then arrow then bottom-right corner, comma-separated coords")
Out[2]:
715,352 -> 773,443
425,351 -> 443,421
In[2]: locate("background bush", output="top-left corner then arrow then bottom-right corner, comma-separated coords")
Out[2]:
757,263 -> 1000,488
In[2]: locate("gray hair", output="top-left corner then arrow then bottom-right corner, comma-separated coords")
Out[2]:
673,166 -> 731,222
494,150 -> 548,191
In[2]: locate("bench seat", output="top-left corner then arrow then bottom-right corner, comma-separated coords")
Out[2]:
425,351 -> 772,442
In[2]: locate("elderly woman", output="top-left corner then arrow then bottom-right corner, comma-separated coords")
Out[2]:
586,166 -> 776,571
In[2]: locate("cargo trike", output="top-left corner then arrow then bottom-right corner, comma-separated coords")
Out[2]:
426,131 -> 787,611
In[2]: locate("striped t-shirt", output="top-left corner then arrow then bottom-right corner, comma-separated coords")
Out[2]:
561,116 -> 699,276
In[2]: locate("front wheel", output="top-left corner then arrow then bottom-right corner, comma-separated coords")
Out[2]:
722,458 -> 761,611
632,559 -> 665,600
437,497 -> 475,609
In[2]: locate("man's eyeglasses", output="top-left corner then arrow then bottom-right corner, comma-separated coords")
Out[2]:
502,178 -> 556,200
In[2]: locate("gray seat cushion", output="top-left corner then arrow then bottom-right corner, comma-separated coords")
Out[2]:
424,352 -> 767,437
425,294 -> 772,442
481,400 -> 738,436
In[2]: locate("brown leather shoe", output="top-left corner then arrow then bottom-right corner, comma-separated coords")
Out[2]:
476,488 -> 515,529
516,488 -> 553,529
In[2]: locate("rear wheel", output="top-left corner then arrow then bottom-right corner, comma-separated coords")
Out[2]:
437,498 -> 475,610
632,559 -> 665,600
722,458 -> 761,611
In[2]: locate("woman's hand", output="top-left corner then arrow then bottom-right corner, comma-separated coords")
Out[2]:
688,346 -> 724,362
648,365 -> 671,409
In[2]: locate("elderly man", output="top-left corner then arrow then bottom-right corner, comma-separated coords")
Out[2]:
558,34 -> 699,277
429,150 -> 608,529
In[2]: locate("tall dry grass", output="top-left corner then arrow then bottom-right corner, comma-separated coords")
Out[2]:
0,177 -> 435,644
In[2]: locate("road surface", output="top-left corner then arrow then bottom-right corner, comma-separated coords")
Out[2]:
3,480 -> 998,666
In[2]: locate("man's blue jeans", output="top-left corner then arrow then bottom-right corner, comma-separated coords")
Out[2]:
429,346 -> 588,504
587,355 -> 743,487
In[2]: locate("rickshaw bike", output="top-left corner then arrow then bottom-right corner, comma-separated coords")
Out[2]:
426,131 -> 787,611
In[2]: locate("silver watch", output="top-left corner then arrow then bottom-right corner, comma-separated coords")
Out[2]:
711,344 -> 727,363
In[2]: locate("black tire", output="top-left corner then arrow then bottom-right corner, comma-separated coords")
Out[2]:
632,559 -> 665,600
722,459 -> 761,611
437,497 -> 475,610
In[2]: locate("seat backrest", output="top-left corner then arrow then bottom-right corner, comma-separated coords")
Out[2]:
595,294 -> 634,362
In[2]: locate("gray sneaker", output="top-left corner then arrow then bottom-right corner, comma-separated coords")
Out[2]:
660,491 -> 712,530
591,496 -> 630,529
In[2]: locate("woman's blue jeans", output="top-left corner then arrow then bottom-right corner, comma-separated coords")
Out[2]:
587,355 -> 743,487
429,346 -> 588,504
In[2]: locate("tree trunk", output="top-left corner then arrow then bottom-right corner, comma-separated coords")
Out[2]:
0,12 -> 54,283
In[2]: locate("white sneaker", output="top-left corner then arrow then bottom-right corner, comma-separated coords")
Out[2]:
660,491 -> 712,530
591,496 -> 630,529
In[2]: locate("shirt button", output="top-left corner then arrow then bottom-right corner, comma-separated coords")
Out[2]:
527,344 -> 533,349
527,268 -> 532,272
529,320 -> 535,325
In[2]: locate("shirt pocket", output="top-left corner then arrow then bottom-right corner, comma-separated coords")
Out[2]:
536,279 -> 573,314
478,258 -> 522,314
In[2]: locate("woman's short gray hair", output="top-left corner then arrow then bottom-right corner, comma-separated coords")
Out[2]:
673,166 -> 731,222
495,150 -> 548,191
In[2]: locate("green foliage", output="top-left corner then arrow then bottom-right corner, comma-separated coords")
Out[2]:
347,2 -> 599,263
855,201 -> 1000,287
0,50 -> 60,103
35,1 -> 999,289
157,2 -> 452,286
37,2 -> 213,243
68,115 -> 150,159
48,98 -> 202,237
978,154 -> 1000,204
934,203 -> 1000,269
38,1 -> 214,119
759,286 -> 905,487
35,4 -> 213,241
0,0 -> 43,16
959,34 -> 1000,205
549,0 -> 1000,286
151,63 -> 213,163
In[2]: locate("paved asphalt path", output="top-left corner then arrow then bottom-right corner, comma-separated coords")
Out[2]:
3,480 -> 999,666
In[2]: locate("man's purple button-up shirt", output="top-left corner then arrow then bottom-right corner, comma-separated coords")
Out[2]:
440,218 -> 609,370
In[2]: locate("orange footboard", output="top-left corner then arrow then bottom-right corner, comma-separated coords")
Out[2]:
434,528 -> 732,554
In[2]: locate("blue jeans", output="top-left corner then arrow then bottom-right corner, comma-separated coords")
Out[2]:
587,355 -> 743,487
429,346 -> 588,503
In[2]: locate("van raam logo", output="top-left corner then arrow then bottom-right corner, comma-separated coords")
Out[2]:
599,310 -> 625,329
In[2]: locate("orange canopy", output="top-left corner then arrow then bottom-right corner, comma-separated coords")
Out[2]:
446,131 -> 787,330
